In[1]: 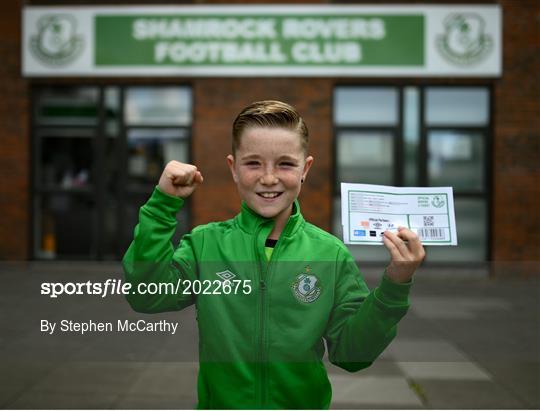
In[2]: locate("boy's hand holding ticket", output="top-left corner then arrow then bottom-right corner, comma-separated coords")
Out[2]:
383,227 -> 425,283
341,182 -> 459,282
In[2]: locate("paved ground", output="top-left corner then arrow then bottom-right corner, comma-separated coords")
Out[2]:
0,261 -> 538,409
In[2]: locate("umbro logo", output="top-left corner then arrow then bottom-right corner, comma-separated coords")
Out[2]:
216,270 -> 236,281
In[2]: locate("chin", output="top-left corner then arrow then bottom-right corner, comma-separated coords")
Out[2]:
253,206 -> 280,218
248,202 -> 282,218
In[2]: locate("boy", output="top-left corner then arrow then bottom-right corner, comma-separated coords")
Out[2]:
123,100 -> 425,409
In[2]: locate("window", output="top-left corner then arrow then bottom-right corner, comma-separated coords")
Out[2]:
423,87 -> 490,262
334,87 -> 400,262
32,85 -> 192,260
334,85 -> 490,262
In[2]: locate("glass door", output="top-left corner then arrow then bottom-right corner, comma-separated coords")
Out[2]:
333,87 -> 401,262
33,87 -> 99,259
32,85 -> 192,260
333,85 -> 490,262
423,87 -> 490,262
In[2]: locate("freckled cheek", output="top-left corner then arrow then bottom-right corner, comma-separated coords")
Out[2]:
276,169 -> 302,180
238,176 -> 262,190
280,172 -> 303,185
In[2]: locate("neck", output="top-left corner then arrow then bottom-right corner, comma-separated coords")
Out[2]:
268,203 -> 293,240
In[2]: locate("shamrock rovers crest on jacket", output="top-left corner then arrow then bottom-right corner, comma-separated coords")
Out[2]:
292,268 -> 321,303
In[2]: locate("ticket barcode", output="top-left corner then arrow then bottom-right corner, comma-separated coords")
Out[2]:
417,227 -> 445,240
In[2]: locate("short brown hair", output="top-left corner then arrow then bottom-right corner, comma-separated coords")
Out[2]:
232,100 -> 309,155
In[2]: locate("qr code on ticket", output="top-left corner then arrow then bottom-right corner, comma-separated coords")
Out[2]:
423,216 -> 435,227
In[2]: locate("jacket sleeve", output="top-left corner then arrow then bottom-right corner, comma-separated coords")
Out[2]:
324,245 -> 412,372
122,186 -> 198,313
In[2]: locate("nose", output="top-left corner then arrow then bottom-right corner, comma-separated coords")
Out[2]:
259,169 -> 279,186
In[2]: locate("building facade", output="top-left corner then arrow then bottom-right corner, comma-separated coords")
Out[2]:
0,1 -> 538,268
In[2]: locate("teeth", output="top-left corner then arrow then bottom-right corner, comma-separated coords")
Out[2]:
259,192 -> 280,198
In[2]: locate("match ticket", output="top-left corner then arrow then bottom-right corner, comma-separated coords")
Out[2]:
341,183 -> 458,246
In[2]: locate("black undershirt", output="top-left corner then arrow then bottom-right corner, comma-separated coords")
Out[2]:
265,239 -> 278,248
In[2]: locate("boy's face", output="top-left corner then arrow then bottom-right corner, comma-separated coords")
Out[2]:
227,127 -> 313,220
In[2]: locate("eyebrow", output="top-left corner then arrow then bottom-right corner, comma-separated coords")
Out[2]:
240,154 -> 300,162
240,154 -> 261,161
277,156 -> 300,162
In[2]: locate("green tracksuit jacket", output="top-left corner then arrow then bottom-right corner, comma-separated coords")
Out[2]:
123,187 -> 413,409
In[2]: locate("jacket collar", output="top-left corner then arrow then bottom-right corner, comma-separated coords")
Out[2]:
236,199 -> 304,238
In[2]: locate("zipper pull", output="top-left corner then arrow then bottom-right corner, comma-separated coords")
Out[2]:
260,280 -> 266,291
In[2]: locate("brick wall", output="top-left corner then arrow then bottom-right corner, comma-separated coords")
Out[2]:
0,0 -> 29,259
492,0 -> 540,261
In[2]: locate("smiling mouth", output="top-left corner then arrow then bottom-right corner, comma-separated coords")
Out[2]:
257,192 -> 283,199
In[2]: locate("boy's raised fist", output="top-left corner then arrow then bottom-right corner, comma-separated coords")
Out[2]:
158,161 -> 204,199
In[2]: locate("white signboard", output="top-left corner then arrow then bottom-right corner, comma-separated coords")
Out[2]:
22,5 -> 501,77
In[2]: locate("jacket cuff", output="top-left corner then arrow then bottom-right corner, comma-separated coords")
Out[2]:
143,186 -> 185,220
374,273 -> 413,307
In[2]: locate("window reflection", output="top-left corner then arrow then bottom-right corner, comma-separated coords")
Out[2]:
337,131 -> 394,185
105,87 -> 120,137
335,87 -> 398,125
426,87 -> 489,126
428,131 -> 484,191
39,128 -> 94,188
403,87 -> 419,186
36,87 -> 99,126
127,128 -> 189,189
125,87 -> 191,125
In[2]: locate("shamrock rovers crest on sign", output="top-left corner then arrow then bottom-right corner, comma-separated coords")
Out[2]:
30,14 -> 84,67
436,13 -> 493,66
292,272 -> 321,304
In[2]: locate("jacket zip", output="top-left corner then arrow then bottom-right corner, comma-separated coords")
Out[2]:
259,273 -> 267,406
256,224 -> 284,407
254,225 -> 265,407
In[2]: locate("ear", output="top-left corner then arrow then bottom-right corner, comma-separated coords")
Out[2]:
226,154 -> 238,183
301,156 -> 314,182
